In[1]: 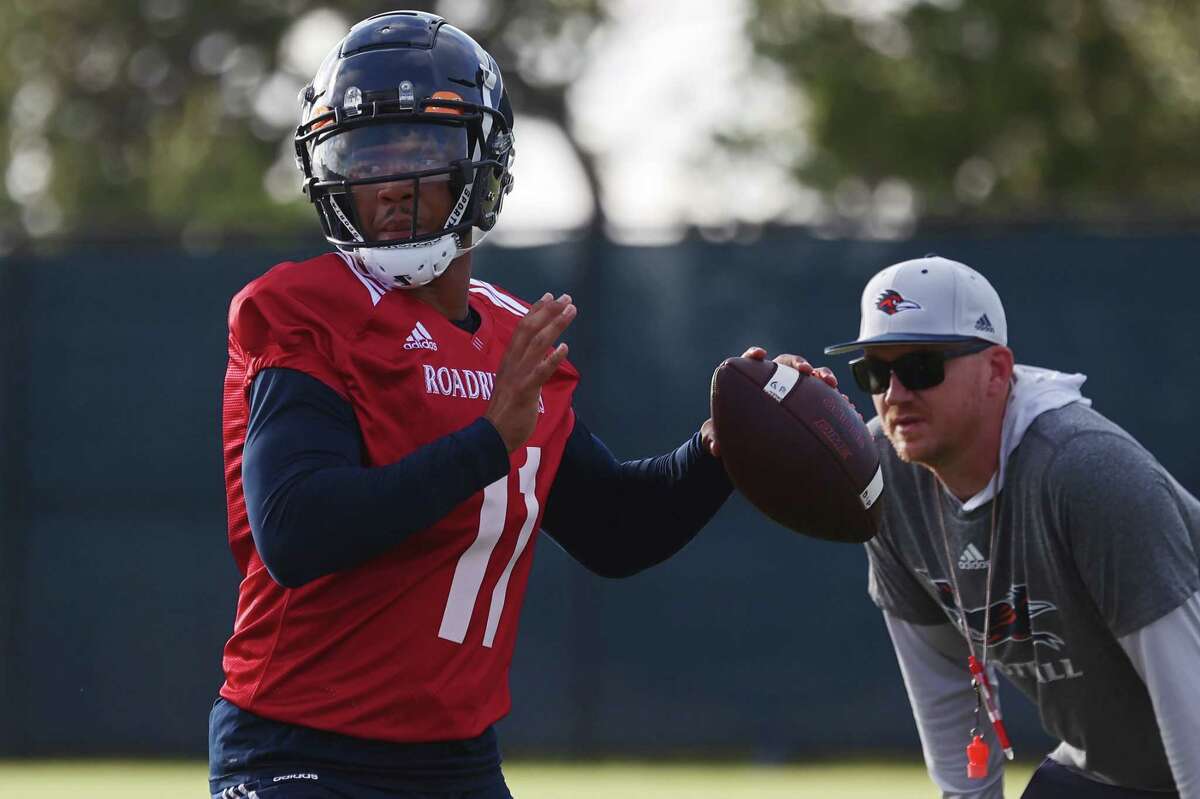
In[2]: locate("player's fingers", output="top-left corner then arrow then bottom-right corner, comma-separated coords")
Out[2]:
526,301 -> 575,356
741,346 -> 767,360
528,304 -> 575,359
814,366 -> 838,388
531,342 -> 569,384
506,300 -> 548,352
519,293 -> 556,328
524,294 -> 570,337
773,354 -> 814,374
509,294 -> 568,353
700,418 -> 719,457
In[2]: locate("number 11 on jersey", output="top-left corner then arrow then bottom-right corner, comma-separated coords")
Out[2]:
438,447 -> 541,647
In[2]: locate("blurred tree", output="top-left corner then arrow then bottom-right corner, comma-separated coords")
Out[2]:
0,0 -> 606,247
747,0 -> 1200,227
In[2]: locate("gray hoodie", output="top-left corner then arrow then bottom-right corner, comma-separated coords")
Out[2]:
865,365 -> 1200,797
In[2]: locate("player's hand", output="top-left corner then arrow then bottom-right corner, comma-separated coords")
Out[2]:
700,417 -> 719,458
485,292 -> 576,453
748,348 -> 864,421
702,347 -> 852,457
744,346 -> 839,389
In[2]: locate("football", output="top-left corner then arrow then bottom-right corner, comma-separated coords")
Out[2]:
710,357 -> 884,543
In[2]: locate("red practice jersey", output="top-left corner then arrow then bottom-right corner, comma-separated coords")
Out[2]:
219,252 -> 579,742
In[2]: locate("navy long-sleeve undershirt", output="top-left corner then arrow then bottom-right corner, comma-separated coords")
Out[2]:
242,367 -> 732,587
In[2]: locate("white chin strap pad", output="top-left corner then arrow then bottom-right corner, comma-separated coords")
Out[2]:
355,234 -> 460,290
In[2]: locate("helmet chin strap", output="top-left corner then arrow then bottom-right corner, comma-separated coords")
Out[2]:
457,227 -> 489,254
328,187 -> 472,290
354,238 -> 457,289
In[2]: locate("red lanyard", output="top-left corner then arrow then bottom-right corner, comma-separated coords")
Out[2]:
932,476 -> 1015,778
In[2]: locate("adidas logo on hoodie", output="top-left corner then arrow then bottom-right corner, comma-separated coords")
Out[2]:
958,543 -> 989,570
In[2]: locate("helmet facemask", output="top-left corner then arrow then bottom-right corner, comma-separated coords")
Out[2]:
295,89 -> 514,289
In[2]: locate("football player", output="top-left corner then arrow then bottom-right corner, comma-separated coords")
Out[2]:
209,11 -> 837,798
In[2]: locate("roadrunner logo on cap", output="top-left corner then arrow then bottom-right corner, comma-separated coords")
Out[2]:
875,289 -> 922,316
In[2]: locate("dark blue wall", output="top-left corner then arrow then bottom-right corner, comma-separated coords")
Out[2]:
1,231 -> 1196,759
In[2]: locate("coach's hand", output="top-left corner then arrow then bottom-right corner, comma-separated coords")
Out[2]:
701,346 -> 845,457
485,293 -> 576,453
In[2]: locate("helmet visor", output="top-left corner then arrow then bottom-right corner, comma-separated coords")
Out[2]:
312,124 -> 472,242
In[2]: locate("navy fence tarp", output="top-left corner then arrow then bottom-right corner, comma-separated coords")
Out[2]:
1,230 -> 1195,758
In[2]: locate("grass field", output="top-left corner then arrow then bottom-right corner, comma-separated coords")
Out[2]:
0,759 -> 1038,797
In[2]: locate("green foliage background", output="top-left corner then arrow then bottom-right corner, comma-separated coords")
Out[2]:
0,0 -> 604,245
748,0 -> 1200,222
3,0 -> 1198,246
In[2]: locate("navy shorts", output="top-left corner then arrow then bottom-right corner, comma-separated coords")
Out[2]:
1020,759 -> 1179,799
212,771 -> 515,799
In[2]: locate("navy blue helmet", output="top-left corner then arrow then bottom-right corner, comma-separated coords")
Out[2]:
295,11 -> 515,288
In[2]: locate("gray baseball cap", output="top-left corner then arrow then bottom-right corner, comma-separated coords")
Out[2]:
824,256 -> 1007,355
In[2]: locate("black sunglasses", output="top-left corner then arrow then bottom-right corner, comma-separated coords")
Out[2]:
849,341 -> 994,394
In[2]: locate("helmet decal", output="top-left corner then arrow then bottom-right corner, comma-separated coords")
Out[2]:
398,81 -> 416,110
343,86 -> 363,116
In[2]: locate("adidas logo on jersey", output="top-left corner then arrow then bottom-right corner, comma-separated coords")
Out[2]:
974,314 -> 995,333
404,321 -> 438,351
958,543 -> 989,570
